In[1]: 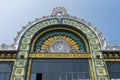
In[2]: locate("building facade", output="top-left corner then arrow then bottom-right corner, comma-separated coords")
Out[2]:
0,7 -> 120,80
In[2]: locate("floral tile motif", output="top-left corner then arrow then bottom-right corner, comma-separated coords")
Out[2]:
15,68 -> 24,76
17,60 -> 26,66
95,60 -> 103,66
90,38 -> 99,44
13,77 -> 23,80
20,45 -> 29,51
97,68 -> 106,75
98,77 -> 108,80
92,45 -> 100,51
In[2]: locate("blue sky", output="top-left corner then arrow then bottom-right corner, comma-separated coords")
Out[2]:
0,0 -> 120,45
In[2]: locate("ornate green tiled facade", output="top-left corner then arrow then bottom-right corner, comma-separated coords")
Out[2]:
0,7 -> 120,80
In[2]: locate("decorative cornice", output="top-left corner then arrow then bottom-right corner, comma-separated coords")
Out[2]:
0,43 -> 16,50
0,7 -> 120,51
104,45 -> 120,50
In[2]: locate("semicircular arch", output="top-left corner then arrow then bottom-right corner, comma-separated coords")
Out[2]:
30,25 -> 89,53
12,18 -> 109,80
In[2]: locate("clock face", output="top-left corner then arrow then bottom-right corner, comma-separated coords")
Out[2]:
50,40 -> 70,53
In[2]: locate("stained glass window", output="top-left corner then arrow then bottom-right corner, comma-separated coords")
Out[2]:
34,31 -> 86,53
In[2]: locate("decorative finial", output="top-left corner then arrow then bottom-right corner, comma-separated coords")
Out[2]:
51,7 -> 68,17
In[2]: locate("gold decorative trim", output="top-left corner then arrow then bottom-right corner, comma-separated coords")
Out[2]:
0,53 -> 17,59
41,36 -> 79,50
26,59 -> 32,80
105,59 -> 120,61
89,59 -> 95,80
0,59 -> 15,61
29,53 -> 91,58
103,53 -> 120,59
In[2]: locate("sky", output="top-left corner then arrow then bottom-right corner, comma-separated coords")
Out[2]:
0,0 -> 120,45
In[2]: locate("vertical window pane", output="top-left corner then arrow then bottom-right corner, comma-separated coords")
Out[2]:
107,62 -> 120,79
5,73 -> 10,80
73,73 -> 78,80
61,73 -> 66,80
85,73 -> 90,79
0,62 -> 13,80
30,73 -> 36,80
67,73 -> 72,80
31,59 -> 91,80
79,73 -> 84,79
0,73 -> 5,80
